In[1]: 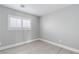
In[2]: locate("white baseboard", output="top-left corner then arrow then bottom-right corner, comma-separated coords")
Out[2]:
1,38 -> 79,53
39,38 -> 79,53
0,39 -> 39,51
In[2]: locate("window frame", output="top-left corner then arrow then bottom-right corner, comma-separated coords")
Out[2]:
8,15 -> 32,30
22,19 -> 32,30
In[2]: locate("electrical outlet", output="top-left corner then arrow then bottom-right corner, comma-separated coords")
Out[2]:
59,40 -> 62,43
0,42 -> 1,45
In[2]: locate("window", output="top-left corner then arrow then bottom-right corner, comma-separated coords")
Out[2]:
23,19 -> 31,29
9,17 -> 22,28
8,15 -> 31,30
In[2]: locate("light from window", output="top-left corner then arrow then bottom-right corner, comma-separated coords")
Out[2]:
8,15 -> 31,30
23,19 -> 31,29
9,17 -> 21,28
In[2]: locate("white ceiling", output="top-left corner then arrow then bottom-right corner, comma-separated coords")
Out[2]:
2,4 -> 71,16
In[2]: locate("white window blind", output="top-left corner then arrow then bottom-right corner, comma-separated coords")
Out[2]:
9,17 -> 21,28
8,15 -> 31,30
23,19 -> 31,29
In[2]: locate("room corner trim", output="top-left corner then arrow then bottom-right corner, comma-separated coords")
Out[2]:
39,38 -> 79,53
0,38 -> 39,51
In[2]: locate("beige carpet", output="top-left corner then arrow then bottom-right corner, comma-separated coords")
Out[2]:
0,40 -> 77,54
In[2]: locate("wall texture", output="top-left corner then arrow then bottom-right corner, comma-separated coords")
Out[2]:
0,5 -> 40,47
40,5 -> 79,49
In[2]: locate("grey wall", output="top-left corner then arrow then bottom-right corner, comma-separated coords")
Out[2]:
1,4 -> 79,50
0,5 -> 40,47
40,5 -> 79,49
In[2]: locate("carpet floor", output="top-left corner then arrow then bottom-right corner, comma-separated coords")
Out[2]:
0,40 -> 77,54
